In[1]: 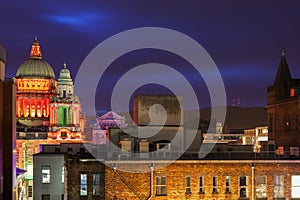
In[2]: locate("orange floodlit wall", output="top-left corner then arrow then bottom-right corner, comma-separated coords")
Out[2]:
16,97 -> 50,118
16,79 -> 51,92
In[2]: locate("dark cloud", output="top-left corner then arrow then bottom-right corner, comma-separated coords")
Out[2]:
1,0 -> 300,111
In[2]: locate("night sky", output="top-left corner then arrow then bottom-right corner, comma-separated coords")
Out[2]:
1,1 -> 300,113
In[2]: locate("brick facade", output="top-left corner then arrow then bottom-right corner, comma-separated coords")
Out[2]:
104,160 -> 300,200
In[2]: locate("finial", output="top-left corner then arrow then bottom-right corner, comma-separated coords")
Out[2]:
281,48 -> 285,56
30,36 -> 42,59
63,62 -> 67,68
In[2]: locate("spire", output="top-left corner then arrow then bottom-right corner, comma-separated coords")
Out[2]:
63,62 -> 67,69
30,37 -> 42,59
281,48 -> 285,56
274,48 -> 291,85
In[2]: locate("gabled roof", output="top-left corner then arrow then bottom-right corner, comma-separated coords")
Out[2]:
274,48 -> 291,85
98,111 -> 125,121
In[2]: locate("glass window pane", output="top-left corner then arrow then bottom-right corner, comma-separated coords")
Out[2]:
292,175 -> 300,198
240,176 -> 246,186
186,176 -> 190,187
80,174 -> 87,196
93,174 -> 100,196
42,166 -> 50,183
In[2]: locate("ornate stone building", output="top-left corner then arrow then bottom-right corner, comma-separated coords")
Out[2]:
15,37 -> 56,139
49,62 -> 84,140
14,38 -> 85,200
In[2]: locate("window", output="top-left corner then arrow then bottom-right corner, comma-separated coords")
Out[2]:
199,176 -> 204,193
292,175 -> 300,198
62,166 -> 64,183
212,176 -> 217,193
80,174 -> 87,196
42,166 -> 50,183
239,176 -> 247,198
41,194 -> 50,200
61,132 -> 67,139
256,175 -> 267,198
28,186 -> 32,197
225,176 -> 230,193
274,175 -> 284,198
93,174 -> 100,196
156,176 -> 167,196
186,176 -> 191,194
63,90 -> 66,98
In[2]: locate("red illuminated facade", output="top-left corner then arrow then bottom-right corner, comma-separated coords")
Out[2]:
14,38 -> 85,200
15,38 -> 56,131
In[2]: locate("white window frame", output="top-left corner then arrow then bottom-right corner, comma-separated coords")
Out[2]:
42,166 -> 50,184
199,176 -> 204,193
93,173 -> 100,196
186,176 -> 191,193
225,176 -> 230,193
212,176 -> 218,193
256,175 -> 267,198
156,176 -> 167,196
239,176 -> 248,198
80,174 -> 87,196
292,175 -> 300,198
274,175 -> 284,198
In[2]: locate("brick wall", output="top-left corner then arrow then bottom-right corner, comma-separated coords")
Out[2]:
104,160 -> 300,200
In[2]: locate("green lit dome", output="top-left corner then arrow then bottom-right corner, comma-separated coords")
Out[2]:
15,38 -> 56,79
57,63 -> 73,85
16,59 -> 55,79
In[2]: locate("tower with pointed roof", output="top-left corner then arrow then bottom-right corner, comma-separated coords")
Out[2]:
267,49 -> 300,149
49,62 -> 85,140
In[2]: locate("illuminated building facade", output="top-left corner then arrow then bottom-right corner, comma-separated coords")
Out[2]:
15,38 -> 56,139
92,111 -> 127,145
267,49 -> 300,153
14,38 -> 85,200
14,38 -> 57,200
49,63 -> 84,140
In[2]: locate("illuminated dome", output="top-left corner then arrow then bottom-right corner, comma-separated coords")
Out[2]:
16,37 -> 55,79
57,62 -> 73,85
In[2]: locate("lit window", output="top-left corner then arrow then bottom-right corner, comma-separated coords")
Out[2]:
93,174 -> 100,196
225,176 -> 230,193
291,88 -> 295,97
212,176 -> 218,193
199,176 -> 204,193
274,175 -> 284,198
256,175 -> 267,198
42,166 -> 50,183
80,174 -> 87,196
239,176 -> 247,198
156,176 -> 167,196
292,175 -> 300,198
186,176 -> 191,194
